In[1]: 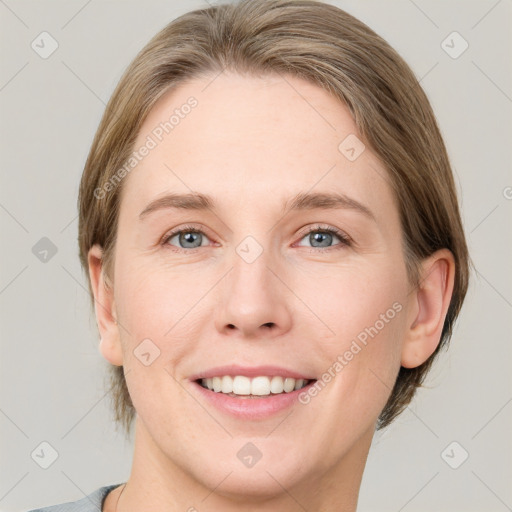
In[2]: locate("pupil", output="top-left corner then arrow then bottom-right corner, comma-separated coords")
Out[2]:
182,232 -> 200,247
312,232 -> 331,247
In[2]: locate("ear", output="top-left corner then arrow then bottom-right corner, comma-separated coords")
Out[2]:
401,249 -> 456,368
88,244 -> 123,366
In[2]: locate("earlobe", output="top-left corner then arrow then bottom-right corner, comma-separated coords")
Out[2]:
401,249 -> 455,369
88,244 -> 123,366
99,336 -> 123,366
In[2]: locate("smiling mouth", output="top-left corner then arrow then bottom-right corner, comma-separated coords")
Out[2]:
196,375 -> 314,398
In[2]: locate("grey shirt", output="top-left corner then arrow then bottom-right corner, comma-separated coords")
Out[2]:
26,484 -> 124,512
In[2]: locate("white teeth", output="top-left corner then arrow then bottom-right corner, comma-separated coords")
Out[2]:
283,377 -> 295,393
212,376 -> 222,392
294,379 -> 304,390
251,376 -> 271,396
200,375 -> 310,396
232,376 -> 251,395
221,376 -> 233,393
270,376 -> 284,394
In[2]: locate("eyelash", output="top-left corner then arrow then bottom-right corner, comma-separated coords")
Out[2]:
160,224 -> 352,253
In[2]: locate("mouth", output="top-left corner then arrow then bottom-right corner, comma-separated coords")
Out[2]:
189,365 -> 317,419
195,375 -> 314,399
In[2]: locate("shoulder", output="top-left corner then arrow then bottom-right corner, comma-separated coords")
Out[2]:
25,484 -> 124,512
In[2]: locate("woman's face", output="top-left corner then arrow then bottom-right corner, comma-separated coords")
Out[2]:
107,72 -> 415,495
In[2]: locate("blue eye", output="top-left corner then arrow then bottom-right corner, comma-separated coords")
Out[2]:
163,225 -> 210,250
161,224 -> 351,252
296,226 -> 351,250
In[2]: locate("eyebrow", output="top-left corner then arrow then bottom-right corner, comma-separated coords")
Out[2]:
139,191 -> 375,221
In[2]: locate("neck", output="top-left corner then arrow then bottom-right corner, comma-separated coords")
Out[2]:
114,416 -> 373,511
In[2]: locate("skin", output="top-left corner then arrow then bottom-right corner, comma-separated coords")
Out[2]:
89,72 -> 455,511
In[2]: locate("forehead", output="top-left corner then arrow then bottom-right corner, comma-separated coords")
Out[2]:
122,72 -> 395,219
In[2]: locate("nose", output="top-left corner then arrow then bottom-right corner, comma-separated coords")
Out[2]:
215,248 -> 293,339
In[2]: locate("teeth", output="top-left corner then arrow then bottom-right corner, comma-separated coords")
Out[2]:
251,376 -> 271,396
232,376 -> 251,395
283,377 -> 295,392
270,376 -> 284,394
200,376 -> 310,396
221,376 -> 233,393
212,376 -> 222,392
294,378 -> 304,390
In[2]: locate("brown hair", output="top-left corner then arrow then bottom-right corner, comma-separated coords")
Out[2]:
78,0 -> 469,436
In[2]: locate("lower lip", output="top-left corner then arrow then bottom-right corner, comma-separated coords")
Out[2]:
191,380 -> 316,420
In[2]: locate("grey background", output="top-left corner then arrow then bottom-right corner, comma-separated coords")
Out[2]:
1,0 -> 511,510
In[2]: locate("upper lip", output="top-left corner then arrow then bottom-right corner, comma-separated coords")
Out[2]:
189,365 -> 315,381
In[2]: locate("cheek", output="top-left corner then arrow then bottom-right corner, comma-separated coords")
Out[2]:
294,258 -> 407,346
115,255 -> 198,336
296,261 -> 407,416
113,258 -> 211,394
116,266 -> 195,431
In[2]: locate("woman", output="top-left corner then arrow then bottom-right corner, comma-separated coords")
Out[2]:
29,0 -> 469,510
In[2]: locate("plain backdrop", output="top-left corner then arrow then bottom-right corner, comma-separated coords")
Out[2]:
1,1 -> 511,511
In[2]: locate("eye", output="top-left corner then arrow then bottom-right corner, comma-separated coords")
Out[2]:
161,224 -> 351,252
162,225 -> 212,251
295,225 -> 351,250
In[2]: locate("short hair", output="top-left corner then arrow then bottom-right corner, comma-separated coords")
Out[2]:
78,0 -> 470,436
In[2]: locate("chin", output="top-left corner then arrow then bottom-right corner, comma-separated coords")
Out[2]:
199,459 -> 312,500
